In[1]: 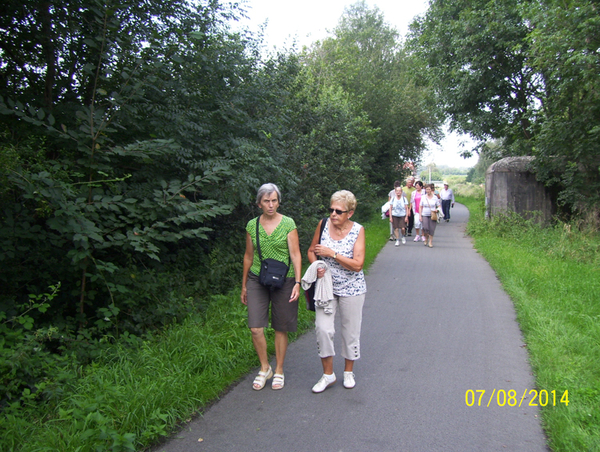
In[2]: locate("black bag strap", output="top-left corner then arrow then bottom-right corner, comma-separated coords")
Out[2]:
316,218 -> 327,260
256,216 -> 263,261
255,216 -> 290,266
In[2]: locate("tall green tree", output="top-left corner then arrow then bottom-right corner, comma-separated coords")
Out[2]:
0,0 -> 248,330
408,0 -> 540,153
305,1 -> 441,189
225,50 -> 378,247
409,0 -> 600,215
525,0 -> 600,210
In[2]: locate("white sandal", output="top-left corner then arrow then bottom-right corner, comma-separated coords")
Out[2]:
272,373 -> 285,390
252,366 -> 273,390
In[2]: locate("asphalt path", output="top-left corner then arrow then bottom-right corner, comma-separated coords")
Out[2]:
153,203 -> 549,452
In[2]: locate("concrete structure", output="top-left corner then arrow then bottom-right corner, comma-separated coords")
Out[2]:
485,156 -> 555,224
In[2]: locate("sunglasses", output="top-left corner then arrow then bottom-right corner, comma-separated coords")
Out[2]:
329,208 -> 349,215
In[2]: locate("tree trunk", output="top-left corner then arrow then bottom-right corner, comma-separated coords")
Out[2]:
39,0 -> 56,111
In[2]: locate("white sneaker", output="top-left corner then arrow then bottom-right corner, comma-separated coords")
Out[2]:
413,235 -> 420,242
395,239 -> 400,247
421,236 -> 426,242
312,373 -> 336,393
401,237 -> 406,244
343,371 -> 355,389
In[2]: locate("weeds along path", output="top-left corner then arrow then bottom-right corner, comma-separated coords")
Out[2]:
153,203 -> 549,452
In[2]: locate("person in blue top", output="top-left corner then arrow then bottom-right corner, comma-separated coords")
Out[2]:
241,183 -> 302,390
388,186 -> 409,246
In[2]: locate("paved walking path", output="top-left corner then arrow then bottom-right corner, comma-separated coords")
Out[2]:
153,203 -> 548,452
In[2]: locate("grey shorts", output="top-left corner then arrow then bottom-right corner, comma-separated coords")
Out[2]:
422,215 -> 437,236
246,272 -> 298,332
392,216 -> 406,230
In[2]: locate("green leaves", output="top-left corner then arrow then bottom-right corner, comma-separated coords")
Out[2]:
306,1 -> 441,187
410,0 -> 538,146
409,0 -> 600,215
524,0 -> 600,211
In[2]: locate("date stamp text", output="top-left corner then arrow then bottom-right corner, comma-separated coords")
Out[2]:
465,389 -> 569,407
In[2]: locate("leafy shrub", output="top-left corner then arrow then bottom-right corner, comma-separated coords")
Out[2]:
0,284 -> 75,407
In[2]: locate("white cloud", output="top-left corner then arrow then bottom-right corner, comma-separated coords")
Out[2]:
424,128 -> 479,168
238,0 -> 428,49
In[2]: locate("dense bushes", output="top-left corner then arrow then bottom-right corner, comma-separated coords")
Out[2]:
0,0 -> 439,410
0,215 -> 389,452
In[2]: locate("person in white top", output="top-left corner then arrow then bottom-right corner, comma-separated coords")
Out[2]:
419,183 -> 442,248
440,182 -> 455,222
308,190 -> 367,393
387,180 -> 402,240
388,186 -> 408,246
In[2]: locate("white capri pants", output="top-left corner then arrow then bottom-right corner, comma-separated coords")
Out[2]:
315,294 -> 366,360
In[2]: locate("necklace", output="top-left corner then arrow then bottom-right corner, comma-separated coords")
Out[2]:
334,222 -> 350,235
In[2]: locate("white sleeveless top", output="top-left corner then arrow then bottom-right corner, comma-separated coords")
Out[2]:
321,220 -> 367,297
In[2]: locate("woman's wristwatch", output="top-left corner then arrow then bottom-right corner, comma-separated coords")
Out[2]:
333,252 -> 338,259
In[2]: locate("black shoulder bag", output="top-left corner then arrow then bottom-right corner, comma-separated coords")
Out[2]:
256,217 -> 290,289
305,218 -> 328,311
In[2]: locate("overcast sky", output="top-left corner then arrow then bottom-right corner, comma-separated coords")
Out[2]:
236,0 -> 479,168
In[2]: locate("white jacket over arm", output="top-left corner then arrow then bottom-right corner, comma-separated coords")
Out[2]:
301,261 -> 334,313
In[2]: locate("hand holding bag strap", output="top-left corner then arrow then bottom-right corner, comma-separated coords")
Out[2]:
427,197 -> 438,221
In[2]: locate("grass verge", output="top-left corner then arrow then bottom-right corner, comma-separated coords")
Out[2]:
457,196 -> 600,452
0,212 -> 389,452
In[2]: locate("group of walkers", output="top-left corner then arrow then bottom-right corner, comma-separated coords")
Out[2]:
241,184 -> 366,394
387,177 -> 454,249
240,181 -> 455,395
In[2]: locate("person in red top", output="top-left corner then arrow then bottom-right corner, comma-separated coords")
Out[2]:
410,181 -> 425,242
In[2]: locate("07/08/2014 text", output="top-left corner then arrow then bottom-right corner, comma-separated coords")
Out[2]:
465,389 -> 569,407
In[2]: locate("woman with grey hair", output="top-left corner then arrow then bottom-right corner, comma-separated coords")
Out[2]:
307,190 -> 367,392
241,183 -> 302,390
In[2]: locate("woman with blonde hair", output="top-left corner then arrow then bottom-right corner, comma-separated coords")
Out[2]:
307,190 -> 367,392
